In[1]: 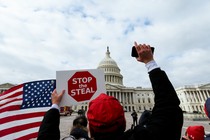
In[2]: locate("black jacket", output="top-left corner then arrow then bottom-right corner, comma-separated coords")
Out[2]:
37,108 -> 60,140
122,68 -> 183,140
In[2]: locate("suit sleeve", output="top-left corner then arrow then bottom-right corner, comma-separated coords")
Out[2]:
37,108 -> 60,140
132,68 -> 183,140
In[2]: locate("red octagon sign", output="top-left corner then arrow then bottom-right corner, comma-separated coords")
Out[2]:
68,71 -> 97,102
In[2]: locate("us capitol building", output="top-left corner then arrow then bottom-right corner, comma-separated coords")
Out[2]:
1,47 -> 210,119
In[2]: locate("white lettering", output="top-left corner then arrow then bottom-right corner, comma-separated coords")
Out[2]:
72,77 -> 93,84
70,87 -> 95,96
77,78 -> 82,83
88,77 -> 92,83
72,78 -> 77,84
71,89 -> 76,96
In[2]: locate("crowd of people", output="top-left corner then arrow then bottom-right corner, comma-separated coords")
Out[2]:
37,42 -> 209,140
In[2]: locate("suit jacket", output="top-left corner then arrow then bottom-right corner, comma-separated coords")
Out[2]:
37,108 -> 60,140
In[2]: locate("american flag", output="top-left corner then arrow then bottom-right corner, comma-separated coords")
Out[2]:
0,80 -> 56,140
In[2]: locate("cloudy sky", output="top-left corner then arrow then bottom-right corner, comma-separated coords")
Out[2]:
0,0 -> 210,88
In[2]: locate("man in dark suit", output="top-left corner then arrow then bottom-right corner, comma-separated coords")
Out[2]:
131,110 -> 138,126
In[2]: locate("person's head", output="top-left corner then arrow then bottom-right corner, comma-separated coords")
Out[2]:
72,115 -> 88,128
87,93 -> 126,139
139,110 -> 152,126
70,116 -> 89,139
181,126 -> 205,140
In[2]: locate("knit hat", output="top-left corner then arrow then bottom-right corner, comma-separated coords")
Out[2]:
186,126 -> 205,140
87,93 -> 126,136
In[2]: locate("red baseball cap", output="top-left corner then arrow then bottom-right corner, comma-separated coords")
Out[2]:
186,126 -> 205,140
87,93 -> 126,136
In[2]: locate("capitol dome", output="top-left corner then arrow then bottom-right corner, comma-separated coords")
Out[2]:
97,47 -> 123,86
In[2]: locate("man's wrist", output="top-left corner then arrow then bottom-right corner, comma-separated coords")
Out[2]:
51,104 -> 60,111
145,60 -> 160,72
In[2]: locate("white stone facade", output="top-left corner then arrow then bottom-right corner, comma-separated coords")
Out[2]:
177,84 -> 210,114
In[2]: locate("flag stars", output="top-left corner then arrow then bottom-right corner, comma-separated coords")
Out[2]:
21,80 -> 55,109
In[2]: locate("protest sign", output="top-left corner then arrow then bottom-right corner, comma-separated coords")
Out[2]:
56,69 -> 106,106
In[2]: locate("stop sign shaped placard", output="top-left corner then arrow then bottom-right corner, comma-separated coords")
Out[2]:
68,71 -> 97,102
